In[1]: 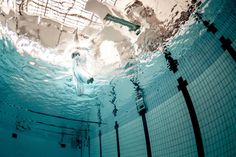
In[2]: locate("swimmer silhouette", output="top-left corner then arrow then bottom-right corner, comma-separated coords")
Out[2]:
71,49 -> 94,96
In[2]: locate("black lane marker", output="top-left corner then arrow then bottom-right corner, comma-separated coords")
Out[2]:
195,13 -> 218,34
195,13 -> 236,62
88,136 -> 91,157
99,130 -> 102,157
114,121 -> 120,157
81,142 -> 83,157
28,109 -> 105,124
164,50 -> 179,73
141,113 -> 152,157
220,36 -> 236,62
177,77 -> 205,157
131,79 -> 152,157
203,21 -> 218,34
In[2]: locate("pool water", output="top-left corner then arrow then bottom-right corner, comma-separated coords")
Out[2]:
0,0 -> 236,157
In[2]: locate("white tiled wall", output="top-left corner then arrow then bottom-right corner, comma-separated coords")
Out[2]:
82,144 -> 89,157
89,1 -> 236,157
188,53 -> 236,156
146,92 -> 198,157
102,130 -> 117,157
90,136 -> 100,157
119,117 -> 147,157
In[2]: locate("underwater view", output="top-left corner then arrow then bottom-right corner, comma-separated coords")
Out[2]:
0,0 -> 235,156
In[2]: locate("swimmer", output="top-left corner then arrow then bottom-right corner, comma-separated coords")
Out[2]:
71,49 -> 94,95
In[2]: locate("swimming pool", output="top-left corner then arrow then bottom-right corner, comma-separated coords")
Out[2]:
0,0 -> 235,156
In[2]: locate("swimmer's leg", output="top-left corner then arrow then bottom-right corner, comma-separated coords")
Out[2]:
76,81 -> 84,96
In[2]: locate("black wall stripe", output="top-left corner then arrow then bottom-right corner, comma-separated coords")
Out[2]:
195,13 -> 218,34
81,142 -> 83,157
88,136 -> 90,157
177,77 -> 205,157
219,36 -> 236,62
141,113 -> 152,157
195,13 -> 236,62
99,130 -> 102,157
131,78 -> 152,157
203,21 -> 218,34
114,121 -> 120,157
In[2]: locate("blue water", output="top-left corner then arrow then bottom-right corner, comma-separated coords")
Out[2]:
0,0 -> 236,156
0,0 -> 217,134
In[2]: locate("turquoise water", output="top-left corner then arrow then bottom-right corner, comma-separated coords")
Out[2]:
0,0 -> 236,156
